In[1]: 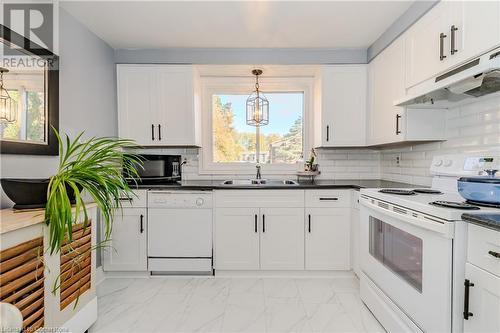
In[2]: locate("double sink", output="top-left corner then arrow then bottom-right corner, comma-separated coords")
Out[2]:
221,179 -> 299,186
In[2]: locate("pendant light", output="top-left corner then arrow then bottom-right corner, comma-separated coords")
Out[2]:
0,68 -> 18,123
246,69 -> 269,126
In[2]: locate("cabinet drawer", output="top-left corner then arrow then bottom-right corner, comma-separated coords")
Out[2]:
118,190 -> 147,208
467,223 -> 500,277
305,190 -> 351,208
215,190 -> 304,208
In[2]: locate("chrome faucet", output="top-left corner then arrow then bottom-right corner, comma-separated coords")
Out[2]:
256,164 -> 262,180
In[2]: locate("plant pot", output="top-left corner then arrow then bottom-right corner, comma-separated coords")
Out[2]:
1,178 -> 78,210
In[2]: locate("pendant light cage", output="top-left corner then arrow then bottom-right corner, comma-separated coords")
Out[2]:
0,68 -> 18,123
246,69 -> 269,126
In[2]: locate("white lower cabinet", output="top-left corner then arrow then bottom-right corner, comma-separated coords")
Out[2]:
464,263 -> 500,333
215,207 -> 304,270
214,189 -> 353,272
102,208 -> 147,271
260,208 -> 304,270
215,208 -> 260,270
305,208 -> 350,270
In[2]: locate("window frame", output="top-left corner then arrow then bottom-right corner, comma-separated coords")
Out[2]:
200,76 -> 314,175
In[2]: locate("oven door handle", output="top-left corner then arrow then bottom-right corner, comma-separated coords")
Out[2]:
360,197 -> 453,237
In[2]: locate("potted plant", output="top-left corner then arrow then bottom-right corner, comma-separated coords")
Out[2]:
44,130 -> 142,254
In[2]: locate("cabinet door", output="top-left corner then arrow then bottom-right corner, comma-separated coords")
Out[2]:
305,208 -> 350,270
464,263 -> 500,333
117,66 -> 157,145
157,66 -> 196,145
103,208 -> 147,271
404,1 -> 451,89
368,38 -> 406,145
215,208 -> 260,270
260,208 -> 304,270
450,1 -> 500,65
321,66 -> 367,146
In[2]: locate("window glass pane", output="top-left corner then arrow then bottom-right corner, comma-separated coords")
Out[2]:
212,92 -> 303,164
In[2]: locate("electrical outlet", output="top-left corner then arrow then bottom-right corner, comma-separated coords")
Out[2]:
396,155 -> 401,166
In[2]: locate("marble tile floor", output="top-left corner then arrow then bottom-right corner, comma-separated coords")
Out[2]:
90,276 -> 385,333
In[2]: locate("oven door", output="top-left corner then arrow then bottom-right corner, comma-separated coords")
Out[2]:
360,197 -> 453,332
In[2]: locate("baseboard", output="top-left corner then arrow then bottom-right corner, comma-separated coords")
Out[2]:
215,270 -> 355,278
95,266 -> 105,286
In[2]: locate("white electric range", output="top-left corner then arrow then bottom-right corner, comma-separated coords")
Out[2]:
359,154 -> 499,333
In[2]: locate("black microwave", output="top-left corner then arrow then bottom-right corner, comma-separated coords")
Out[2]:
127,154 -> 182,185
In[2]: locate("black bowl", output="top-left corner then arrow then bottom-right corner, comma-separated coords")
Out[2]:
1,178 -> 77,210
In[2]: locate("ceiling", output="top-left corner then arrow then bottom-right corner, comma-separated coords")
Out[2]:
61,1 -> 414,49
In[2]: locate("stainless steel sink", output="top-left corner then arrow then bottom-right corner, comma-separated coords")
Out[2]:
220,179 -> 299,186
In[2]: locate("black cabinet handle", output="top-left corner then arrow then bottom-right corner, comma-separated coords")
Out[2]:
440,32 -> 447,61
326,125 -> 330,142
158,124 -> 162,141
319,197 -> 338,201
262,214 -> 265,233
463,279 -> 474,320
450,25 -> 458,55
118,197 -> 132,202
308,214 -> 311,233
254,214 -> 258,233
151,124 -> 155,141
396,114 -> 401,135
140,214 -> 144,233
488,250 -> 500,258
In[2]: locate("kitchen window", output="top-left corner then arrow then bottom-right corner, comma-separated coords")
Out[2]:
200,77 -> 313,174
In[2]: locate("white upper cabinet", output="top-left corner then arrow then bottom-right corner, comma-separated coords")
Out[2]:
368,38 -> 406,145
368,38 -> 447,146
449,0 -> 500,66
404,1 -> 452,89
117,64 -> 201,146
405,1 -> 500,90
314,65 -> 367,147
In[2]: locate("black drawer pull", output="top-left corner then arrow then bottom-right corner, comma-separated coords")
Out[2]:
463,279 -> 474,320
139,214 -> 144,233
254,214 -> 258,233
118,197 -> 132,201
262,214 -> 265,233
319,197 -> 338,201
308,214 -> 311,233
158,124 -> 162,140
151,124 -> 155,141
488,250 -> 500,258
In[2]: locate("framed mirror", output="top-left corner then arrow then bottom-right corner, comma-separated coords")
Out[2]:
0,24 -> 59,155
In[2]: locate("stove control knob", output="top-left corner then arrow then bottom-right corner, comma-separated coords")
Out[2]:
444,159 -> 453,167
196,198 -> 204,206
434,159 -> 443,166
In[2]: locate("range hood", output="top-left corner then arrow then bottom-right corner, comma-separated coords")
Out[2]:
396,47 -> 500,108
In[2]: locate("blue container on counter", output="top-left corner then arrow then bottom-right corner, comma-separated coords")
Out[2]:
458,176 -> 500,205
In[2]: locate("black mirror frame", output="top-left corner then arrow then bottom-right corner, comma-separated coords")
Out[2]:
0,24 -> 59,156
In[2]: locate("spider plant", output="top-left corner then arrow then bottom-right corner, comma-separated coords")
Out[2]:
45,129 -> 142,254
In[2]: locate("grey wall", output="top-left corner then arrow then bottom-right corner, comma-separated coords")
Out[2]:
114,47 -> 368,64
367,0 -> 439,61
1,8 -> 117,208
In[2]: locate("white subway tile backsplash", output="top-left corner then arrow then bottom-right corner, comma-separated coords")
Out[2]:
128,95 -> 499,186
381,94 -> 500,186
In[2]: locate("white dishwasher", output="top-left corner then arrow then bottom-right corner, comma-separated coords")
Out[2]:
147,190 -> 213,274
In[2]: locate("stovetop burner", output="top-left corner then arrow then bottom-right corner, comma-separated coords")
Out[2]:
430,201 -> 481,210
414,188 -> 443,194
379,189 -> 416,195
466,200 -> 500,209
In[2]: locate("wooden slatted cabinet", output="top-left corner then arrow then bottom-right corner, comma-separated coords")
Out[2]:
0,237 -> 45,332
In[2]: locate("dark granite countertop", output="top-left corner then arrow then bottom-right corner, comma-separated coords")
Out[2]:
131,179 -> 418,191
462,213 -> 500,232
